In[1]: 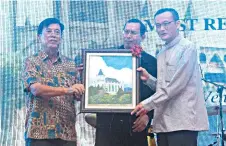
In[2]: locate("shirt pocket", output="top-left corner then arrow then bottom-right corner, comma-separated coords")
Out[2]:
165,64 -> 176,82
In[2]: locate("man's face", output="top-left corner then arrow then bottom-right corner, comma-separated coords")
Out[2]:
155,11 -> 180,43
123,23 -> 144,49
38,23 -> 62,51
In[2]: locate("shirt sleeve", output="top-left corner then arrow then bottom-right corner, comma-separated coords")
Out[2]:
22,58 -> 39,92
144,74 -> 157,92
141,44 -> 198,111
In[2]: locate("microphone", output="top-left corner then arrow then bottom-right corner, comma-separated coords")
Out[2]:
199,64 -> 209,101
208,141 -> 217,146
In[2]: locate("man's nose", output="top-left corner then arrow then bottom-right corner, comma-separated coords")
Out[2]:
125,33 -> 132,38
50,32 -> 58,37
159,25 -> 166,31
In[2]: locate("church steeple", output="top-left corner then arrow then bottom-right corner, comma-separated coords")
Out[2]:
98,69 -> 104,76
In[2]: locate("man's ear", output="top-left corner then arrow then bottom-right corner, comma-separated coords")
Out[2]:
176,20 -> 181,30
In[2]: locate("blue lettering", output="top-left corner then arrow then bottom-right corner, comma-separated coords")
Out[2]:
204,18 -> 216,30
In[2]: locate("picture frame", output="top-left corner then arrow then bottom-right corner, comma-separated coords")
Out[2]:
81,49 -> 140,113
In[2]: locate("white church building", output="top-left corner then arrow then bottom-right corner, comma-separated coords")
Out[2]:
91,69 -> 124,95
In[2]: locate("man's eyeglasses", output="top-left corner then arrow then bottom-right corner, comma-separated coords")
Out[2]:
155,21 -> 175,29
123,29 -> 139,36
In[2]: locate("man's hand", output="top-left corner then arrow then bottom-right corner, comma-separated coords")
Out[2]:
71,84 -> 84,95
131,103 -> 148,117
137,67 -> 150,81
70,84 -> 85,100
132,114 -> 149,132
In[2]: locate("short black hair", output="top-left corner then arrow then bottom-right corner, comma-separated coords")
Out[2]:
123,18 -> 147,36
37,18 -> 64,35
154,8 -> 179,21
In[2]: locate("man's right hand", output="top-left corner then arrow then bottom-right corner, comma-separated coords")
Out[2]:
137,67 -> 150,81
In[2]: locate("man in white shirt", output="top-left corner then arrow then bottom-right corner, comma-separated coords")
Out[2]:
131,8 -> 209,146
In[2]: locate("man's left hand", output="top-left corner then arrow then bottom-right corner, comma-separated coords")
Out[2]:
71,84 -> 84,96
132,114 -> 149,132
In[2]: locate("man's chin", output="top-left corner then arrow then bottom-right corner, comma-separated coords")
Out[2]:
47,47 -> 58,51
124,43 -> 136,49
160,35 -> 168,40
48,44 -> 59,49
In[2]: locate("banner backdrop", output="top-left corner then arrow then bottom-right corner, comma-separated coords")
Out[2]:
0,1 -> 226,146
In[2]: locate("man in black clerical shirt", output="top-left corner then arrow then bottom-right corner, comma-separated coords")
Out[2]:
95,18 -> 157,146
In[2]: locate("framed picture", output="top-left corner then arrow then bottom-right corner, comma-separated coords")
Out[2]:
81,49 -> 140,113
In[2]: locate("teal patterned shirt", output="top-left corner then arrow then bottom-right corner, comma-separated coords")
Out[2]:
22,50 -> 78,141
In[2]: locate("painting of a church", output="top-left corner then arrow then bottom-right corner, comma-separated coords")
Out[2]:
91,69 -> 125,95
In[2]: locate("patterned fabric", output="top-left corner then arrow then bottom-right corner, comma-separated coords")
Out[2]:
22,50 -> 78,141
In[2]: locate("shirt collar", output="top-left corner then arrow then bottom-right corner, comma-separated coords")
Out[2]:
39,50 -> 62,63
164,34 -> 182,50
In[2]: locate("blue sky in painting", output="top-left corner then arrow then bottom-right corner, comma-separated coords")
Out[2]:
101,56 -> 132,69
